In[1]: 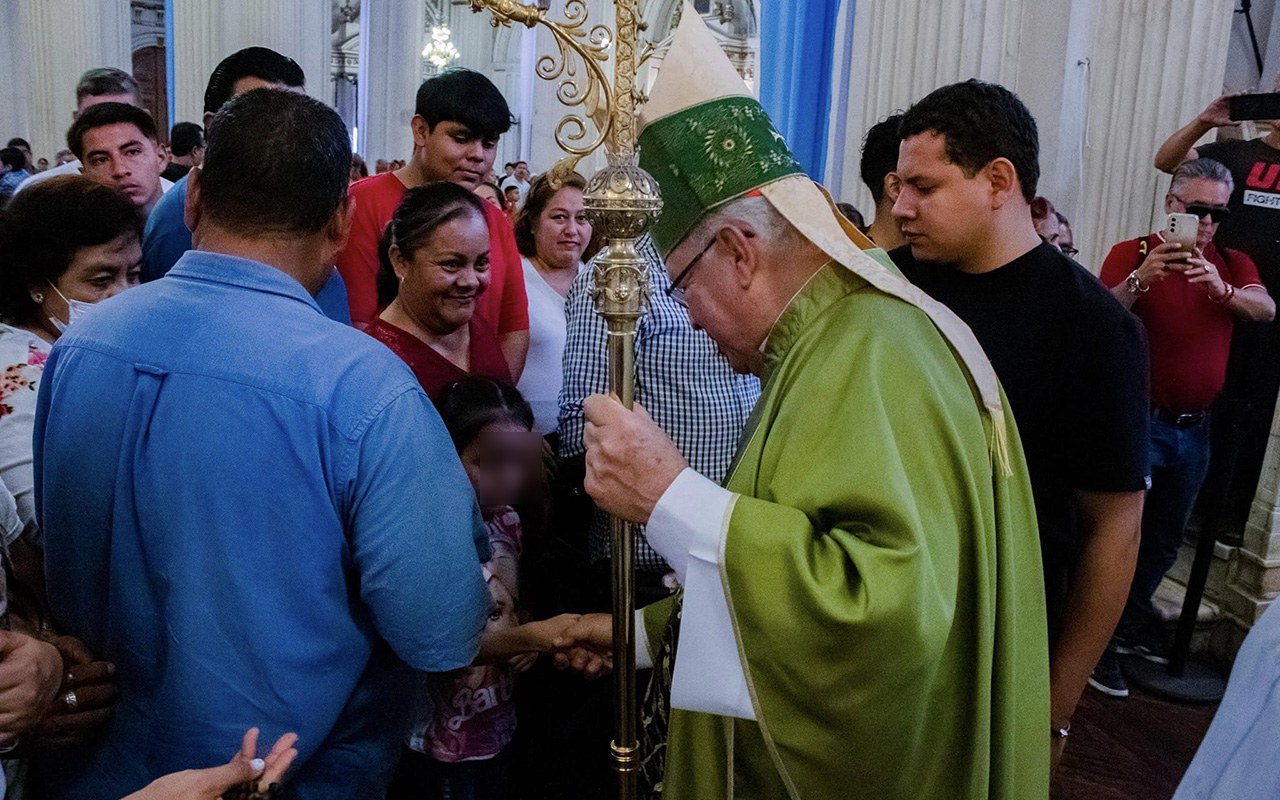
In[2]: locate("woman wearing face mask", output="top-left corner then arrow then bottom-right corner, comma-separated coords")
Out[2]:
0,175 -> 140,764
367,182 -> 511,400
511,173 -> 594,434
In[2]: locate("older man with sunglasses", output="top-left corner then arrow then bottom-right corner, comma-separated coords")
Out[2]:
1092,157 -> 1275,697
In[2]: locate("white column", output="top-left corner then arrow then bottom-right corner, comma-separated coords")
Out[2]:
359,0 -> 425,162
5,0 -> 131,166
0,3 -> 32,158
171,0 -> 329,125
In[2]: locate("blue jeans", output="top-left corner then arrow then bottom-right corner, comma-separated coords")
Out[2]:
1118,414 -> 1212,643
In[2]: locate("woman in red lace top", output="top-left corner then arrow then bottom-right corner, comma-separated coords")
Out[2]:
365,183 -> 511,399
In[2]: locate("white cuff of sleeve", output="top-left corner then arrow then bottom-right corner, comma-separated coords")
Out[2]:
645,468 -> 755,720
646,468 -> 735,583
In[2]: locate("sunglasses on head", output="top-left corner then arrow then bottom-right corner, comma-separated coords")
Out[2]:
1173,195 -> 1231,223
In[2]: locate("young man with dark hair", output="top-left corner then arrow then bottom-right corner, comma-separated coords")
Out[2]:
335,69 -> 530,376
0,147 -> 30,204
5,138 -> 32,170
201,46 -> 305,130
16,67 -> 143,194
859,113 -> 906,249
66,102 -> 169,218
891,79 -> 1149,767
139,48 -> 348,322
162,121 -> 204,181
35,88 -> 489,800
138,49 -> 348,319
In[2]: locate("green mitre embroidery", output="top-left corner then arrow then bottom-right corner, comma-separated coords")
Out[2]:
637,96 -> 805,258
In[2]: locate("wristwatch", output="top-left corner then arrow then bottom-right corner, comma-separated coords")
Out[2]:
1125,270 -> 1148,295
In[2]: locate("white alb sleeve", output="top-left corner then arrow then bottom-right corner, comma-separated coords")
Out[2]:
645,468 -> 756,720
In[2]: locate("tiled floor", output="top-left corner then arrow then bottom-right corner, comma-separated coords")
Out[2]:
1051,683 -> 1219,800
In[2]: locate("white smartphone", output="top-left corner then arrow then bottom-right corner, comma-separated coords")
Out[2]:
1163,213 -> 1199,257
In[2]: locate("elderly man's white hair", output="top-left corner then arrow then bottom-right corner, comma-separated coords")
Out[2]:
684,195 -> 804,254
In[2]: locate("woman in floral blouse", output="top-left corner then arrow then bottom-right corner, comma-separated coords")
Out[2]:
0,176 -> 142,759
0,176 -> 143,548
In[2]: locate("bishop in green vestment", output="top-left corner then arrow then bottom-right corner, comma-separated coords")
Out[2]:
568,6 -> 1050,798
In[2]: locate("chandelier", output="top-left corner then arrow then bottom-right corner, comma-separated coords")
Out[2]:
422,25 -> 460,68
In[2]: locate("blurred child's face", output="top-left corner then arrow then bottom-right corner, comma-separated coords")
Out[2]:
485,574 -> 518,632
459,421 -> 541,516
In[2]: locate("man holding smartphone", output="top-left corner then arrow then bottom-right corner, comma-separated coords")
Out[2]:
1096,158 -> 1274,696
1154,79 -> 1280,543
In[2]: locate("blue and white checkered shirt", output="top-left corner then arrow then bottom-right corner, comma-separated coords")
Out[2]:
558,235 -> 760,572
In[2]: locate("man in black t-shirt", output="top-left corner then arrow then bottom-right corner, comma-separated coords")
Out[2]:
891,81 -> 1149,760
1155,82 -> 1280,540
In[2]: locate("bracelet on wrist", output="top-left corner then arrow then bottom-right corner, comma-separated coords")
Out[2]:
1211,283 -> 1235,304
1126,270 -> 1148,294
1052,721 -> 1071,739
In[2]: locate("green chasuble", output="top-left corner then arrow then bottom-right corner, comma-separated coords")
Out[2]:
643,260 -> 1050,800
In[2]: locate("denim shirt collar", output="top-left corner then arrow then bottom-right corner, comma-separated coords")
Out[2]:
167,250 -> 325,314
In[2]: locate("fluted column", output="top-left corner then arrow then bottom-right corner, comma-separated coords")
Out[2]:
5,0 -> 131,166
171,0 -> 329,125
0,4 -> 32,157
359,0 -> 425,162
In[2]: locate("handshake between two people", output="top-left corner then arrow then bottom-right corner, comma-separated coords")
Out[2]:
477,612 -> 616,680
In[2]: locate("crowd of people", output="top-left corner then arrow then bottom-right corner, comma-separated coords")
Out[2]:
1,10 -> 1279,799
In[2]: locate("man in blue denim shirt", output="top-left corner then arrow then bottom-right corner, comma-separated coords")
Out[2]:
33,89 -> 489,799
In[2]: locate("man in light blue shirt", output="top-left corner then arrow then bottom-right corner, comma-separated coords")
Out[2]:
142,47 -> 350,324
34,89 -> 489,799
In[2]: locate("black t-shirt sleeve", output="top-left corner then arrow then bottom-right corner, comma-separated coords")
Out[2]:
1063,301 -> 1151,493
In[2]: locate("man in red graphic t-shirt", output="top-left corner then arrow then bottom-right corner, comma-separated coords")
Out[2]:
337,70 -> 530,377
1093,157 -> 1275,697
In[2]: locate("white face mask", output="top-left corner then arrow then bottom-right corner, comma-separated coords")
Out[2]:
46,282 -> 96,333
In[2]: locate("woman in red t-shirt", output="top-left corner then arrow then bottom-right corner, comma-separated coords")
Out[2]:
366,183 -> 511,399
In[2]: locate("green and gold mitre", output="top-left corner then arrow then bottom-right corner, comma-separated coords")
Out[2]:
637,2 -> 1015,473
637,2 -> 805,258
638,96 -> 805,258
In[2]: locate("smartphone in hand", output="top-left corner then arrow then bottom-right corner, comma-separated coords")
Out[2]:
1228,92 -> 1280,122
1163,212 -> 1199,259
